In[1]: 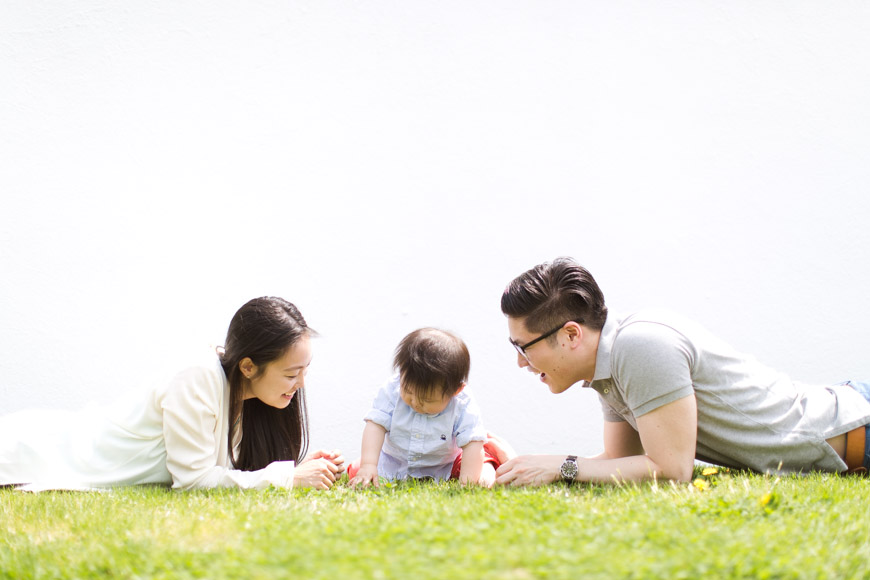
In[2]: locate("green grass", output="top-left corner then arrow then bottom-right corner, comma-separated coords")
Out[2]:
2,469 -> 869,579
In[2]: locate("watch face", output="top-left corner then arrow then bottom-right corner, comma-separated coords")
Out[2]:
561,460 -> 578,480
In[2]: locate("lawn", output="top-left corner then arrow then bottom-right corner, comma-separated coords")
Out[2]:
2,469 -> 869,579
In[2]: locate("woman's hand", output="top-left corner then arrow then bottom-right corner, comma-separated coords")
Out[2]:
293,457 -> 341,489
304,449 -> 346,474
349,464 -> 380,488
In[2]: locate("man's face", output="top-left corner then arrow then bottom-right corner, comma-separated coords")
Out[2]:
507,316 -> 586,394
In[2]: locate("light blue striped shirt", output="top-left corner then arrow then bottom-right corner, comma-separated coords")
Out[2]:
364,373 -> 487,480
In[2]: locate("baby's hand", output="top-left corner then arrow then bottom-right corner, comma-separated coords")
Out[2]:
349,464 -> 380,488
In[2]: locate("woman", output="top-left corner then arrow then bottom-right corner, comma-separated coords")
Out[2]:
0,297 -> 344,491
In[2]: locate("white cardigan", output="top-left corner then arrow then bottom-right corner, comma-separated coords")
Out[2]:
0,349 -> 296,491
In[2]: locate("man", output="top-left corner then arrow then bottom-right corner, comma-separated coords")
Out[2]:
494,257 -> 870,486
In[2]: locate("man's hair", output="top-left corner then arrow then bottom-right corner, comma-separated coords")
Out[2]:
393,328 -> 470,400
501,257 -> 608,335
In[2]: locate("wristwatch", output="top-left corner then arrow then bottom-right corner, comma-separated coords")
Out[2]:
560,455 -> 579,482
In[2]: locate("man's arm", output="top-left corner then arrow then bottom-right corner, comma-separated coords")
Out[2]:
587,420 -> 645,459
495,394 -> 697,485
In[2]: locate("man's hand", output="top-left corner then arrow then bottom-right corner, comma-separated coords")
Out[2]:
494,454 -> 565,487
496,396 -> 699,486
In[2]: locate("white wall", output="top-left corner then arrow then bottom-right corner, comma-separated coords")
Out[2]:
2,1 -> 869,460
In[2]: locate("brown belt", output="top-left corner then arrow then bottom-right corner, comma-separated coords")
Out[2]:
844,425 -> 867,474
843,381 -> 869,474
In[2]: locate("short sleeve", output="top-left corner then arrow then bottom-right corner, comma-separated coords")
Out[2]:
160,364 -> 295,490
363,374 -> 400,431
453,390 -> 487,448
611,322 -> 696,418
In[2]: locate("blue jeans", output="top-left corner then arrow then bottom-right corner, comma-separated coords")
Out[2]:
842,380 -> 870,470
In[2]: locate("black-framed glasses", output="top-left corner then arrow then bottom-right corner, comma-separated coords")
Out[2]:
510,320 -> 583,358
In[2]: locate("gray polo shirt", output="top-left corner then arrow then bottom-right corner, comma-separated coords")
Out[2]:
586,310 -> 870,474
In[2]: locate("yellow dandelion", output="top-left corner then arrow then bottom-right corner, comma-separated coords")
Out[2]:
701,467 -> 718,476
692,478 -> 710,491
759,492 -> 773,507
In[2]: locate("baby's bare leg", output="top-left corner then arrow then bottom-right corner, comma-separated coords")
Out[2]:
480,463 -> 497,487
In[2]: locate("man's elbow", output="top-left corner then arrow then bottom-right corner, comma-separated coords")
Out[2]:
653,460 -> 694,483
670,466 -> 695,483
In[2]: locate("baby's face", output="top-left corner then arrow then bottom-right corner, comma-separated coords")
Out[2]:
400,383 -> 453,415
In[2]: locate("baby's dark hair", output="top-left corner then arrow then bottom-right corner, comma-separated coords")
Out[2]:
393,328 -> 470,400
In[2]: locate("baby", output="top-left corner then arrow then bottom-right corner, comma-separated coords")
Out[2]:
348,328 -> 501,487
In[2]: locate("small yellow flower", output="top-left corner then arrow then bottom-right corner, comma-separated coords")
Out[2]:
692,478 -> 710,491
701,467 -> 718,476
759,492 -> 773,507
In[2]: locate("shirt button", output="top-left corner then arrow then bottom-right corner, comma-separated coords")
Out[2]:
603,388 -> 610,394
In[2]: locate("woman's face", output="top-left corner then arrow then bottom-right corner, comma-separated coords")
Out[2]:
242,335 -> 313,409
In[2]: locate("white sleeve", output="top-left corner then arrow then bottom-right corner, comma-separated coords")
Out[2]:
160,365 -> 296,490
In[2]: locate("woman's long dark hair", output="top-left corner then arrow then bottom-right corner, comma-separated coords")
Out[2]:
220,297 -> 311,471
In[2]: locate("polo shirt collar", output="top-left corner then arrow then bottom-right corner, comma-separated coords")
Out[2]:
584,312 -> 621,386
